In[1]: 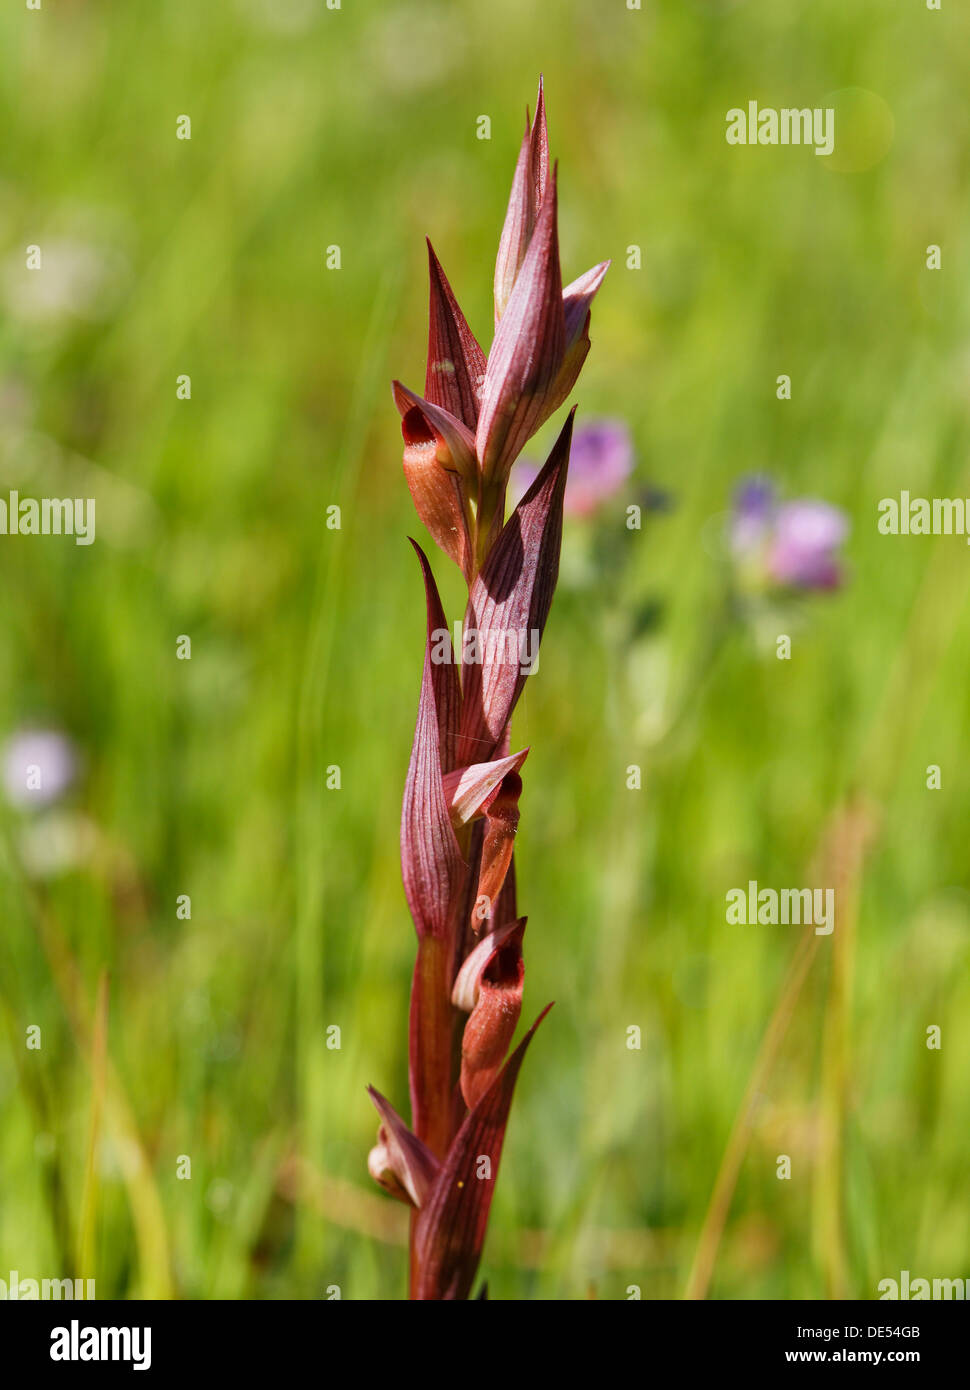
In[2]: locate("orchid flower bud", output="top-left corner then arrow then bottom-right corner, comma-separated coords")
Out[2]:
454,919 -> 526,1109
367,1087 -> 440,1208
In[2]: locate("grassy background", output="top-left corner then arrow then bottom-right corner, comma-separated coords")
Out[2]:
1,0 -> 968,1300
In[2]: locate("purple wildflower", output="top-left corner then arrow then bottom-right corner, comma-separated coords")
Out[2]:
2,728 -> 78,809
730,476 -> 848,592
730,475 -> 775,554
769,500 -> 848,590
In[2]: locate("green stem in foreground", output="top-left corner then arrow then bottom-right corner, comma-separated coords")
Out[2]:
472,480 -> 507,579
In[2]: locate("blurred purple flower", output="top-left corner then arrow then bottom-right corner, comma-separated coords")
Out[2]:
730,476 -> 848,592
730,475 -> 775,552
770,500 -> 848,589
512,418 -> 634,517
2,728 -> 77,809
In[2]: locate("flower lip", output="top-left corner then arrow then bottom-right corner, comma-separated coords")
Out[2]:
393,379 -> 478,482
457,915 -> 528,1110
401,405 -> 437,450
481,934 -> 524,990
452,917 -> 525,1012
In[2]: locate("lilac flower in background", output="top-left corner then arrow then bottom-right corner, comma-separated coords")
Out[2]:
512,418 -> 634,517
770,500 -> 848,590
2,728 -> 78,809
730,476 -> 849,592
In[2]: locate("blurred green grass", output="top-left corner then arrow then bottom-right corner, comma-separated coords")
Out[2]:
0,0 -> 968,1299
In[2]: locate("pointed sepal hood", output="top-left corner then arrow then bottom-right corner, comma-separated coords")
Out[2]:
493,78 -> 549,325
440,747 -> 529,828
537,259 -> 611,427
393,380 -> 478,483
477,165 -> 565,486
425,239 -> 487,430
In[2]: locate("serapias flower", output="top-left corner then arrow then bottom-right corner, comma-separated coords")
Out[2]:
370,80 -> 608,1300
730,476 -> 849,592
513,417 -> 635,518
392,77 -> 609,577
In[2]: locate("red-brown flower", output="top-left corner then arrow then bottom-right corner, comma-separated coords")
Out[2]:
370,79 -> 607,1300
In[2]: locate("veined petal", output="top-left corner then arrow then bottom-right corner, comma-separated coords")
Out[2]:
440,747 -> 529,828
367,1086 -> 441,1208
425,240 -> 487,430
535,260 -> 611,431
400,543 -> 463,938
494,118 -> 534,326
478,167 -> 565,486
562,260 -> 610,344
393,380 -> 478,484
493,79 -> 549,325
401,544 -> 465,1156
409,538 -> 461,774
530,76 -> 549,217
459,410 -> 574,764
413,1003 -> 552,1300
